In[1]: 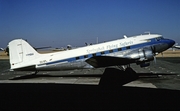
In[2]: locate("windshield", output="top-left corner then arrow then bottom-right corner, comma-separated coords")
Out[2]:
156,36 -> 164,41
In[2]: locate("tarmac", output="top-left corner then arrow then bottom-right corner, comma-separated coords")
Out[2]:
0,57 -> 180,110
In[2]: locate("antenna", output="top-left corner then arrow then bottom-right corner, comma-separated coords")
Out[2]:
123,35 -> 127,38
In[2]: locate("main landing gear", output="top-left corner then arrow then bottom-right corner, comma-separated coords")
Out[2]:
33,70 -> 39,75
117,64 -> 136,74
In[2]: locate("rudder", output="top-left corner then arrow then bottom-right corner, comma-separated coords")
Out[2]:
8,39 -> 40,70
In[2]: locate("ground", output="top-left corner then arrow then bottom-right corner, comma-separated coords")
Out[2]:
0,50 -> 180,110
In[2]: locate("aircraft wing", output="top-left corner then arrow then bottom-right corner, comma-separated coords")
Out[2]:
85,56 -> 137,68
173,46 -> 180,49
0,48 -> 4,51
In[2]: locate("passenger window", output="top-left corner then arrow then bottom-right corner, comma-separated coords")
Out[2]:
126,46 -> 130,49
92,53 -> 96,57
76,57 -> 80,60
101,51 -> 105,54
118,48 -> 122,51
109,50 -> 113,53
84,55 -> 88,58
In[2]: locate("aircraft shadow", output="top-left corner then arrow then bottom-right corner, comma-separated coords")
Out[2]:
1,68 -> 180,110
9,67 -> 177,80
9,73 -> 102,80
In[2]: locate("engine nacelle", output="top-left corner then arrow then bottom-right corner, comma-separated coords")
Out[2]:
125,48 -> 154,64
139,62 -> 150,67
137,48 -> 154,62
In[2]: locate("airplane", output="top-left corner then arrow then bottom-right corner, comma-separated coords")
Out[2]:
0,48 -> 4,51
172,43 -> 180,50
7,33 -> 175,74
174,46 -> 180,49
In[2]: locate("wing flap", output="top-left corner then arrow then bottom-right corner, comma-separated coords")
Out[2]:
85,56 -> 137,68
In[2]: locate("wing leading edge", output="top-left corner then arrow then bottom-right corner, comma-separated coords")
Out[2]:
85,56 -> 138,68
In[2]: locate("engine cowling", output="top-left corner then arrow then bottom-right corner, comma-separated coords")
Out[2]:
125,48 -> 154,64
137,48 -> 154,62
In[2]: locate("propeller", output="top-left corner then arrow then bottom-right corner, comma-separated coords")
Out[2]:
151,46 -> 157,64
151,46 -> 156,54
153,56 -> 157,64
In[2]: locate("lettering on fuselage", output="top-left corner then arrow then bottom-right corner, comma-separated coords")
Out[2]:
26,53 -> 34,56
106,44 -> 118,49
119,41 -> 133,47
86,47 -> 105,53
39,60 -> 47,64
86,40 -> 134,53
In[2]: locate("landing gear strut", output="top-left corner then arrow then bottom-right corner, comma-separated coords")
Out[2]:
117,64 -> 136,74
117,64 -> 131,71
33,70 -> 39,75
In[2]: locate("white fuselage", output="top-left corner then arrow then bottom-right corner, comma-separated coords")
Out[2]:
9,33 -> 175,71
35,34 -> 161,70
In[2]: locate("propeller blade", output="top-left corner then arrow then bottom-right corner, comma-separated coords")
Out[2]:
151,46 -> 156,54
154,56 -> 157,64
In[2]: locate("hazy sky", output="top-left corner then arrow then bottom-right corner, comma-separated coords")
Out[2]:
0,0 -> 180,48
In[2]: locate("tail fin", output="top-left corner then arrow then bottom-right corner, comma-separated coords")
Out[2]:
8,39 -> 40,70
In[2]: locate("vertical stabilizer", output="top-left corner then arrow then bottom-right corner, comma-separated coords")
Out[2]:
8,39 -> 40,70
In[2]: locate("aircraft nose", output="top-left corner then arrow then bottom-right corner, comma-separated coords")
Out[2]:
168,39 -> 175,47
154,39 -> 175,53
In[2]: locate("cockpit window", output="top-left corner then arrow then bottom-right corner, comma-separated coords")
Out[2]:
156,37 -> 164,41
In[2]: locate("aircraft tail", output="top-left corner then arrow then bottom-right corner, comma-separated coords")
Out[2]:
8,39 -> 40,70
